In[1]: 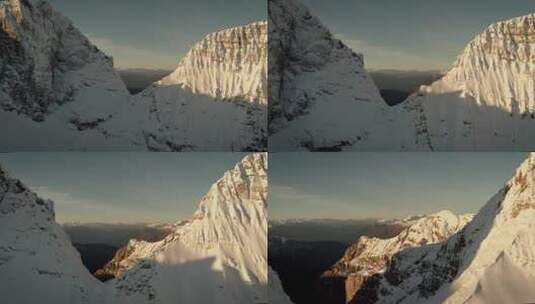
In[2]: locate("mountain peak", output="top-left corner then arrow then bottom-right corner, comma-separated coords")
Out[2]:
0,0 -> 118,120
350,153 -> 535,303
319,210 -> 472,303
157,21 -> 267,105
94,153 -> 268,303
431,13 -> 534,112
460,13 -> 535,65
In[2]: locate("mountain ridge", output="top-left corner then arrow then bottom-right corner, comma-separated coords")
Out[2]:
351,153 -> 535,303
0,0 -> 267,151
0,153 -> 268,303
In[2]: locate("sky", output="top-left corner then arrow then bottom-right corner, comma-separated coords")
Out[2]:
47,0 -> 266,69
270,152 -> 527,220
300,0 -> 534,71
0,153 -> 247,224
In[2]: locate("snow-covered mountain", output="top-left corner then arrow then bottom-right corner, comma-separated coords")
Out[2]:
348,153 -> 535,304
138,21 -> 267,151
268,0 -> 418,151
0,0 -> 145,150
0,163 -> 102,303
97,153 -> 268,303
158,22 -> 267,105
268,0 -> 534,151
0,0 -> 267,151
319,211 -> 472,303
406,14 -> 535,150
0,153 -> 268,304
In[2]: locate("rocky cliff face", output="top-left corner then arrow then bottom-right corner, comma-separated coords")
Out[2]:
268,0 -> 418,151
319,211 -> 472,303
406,14 -> 535,150
351,153 -> 535,303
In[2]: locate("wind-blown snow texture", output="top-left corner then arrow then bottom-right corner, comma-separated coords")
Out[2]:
0,153 -> 268,304
138,21 -> 267,152
0,0 -> 267,151
406,14 -> 535,150
350,153 -> 535,304
268,0 -> 534,151
320,211 -> 472,303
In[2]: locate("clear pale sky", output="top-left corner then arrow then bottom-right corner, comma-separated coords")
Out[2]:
0,153 -> 247,224
300,0 -> 534,71
270,153 -> 527,220
47,0 -> 266,69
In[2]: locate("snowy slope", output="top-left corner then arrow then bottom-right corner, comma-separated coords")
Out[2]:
158,22 -> 267,105
0,0 -> 267,151
138,21 -> 267,151
0,165 -> 102,303
0,153 -> 268,304
268,0 -> 419,151
320,211 -> 472,303
106,153 -> 268,304
351,153 -> 535,304
406,14 -> 535,150
0,0 -> 146,151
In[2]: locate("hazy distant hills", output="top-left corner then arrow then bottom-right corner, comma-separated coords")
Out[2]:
369,70 -> 443,106
63,222 -> 176,247
117,69 -> 172,94
117,68 -> 441,105
269,218 -> 408,243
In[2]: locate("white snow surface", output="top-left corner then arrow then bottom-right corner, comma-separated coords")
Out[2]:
0,0 -> 267,151
0,153 -> 268,304
109,153 -> 268,303
404,14 -> 535,150
366,153 -> 535,303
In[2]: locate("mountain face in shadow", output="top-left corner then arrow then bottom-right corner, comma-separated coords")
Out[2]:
268,0 -> 419,151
